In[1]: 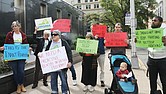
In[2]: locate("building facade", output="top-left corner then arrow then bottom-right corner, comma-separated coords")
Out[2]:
64,0 -> 105,14
0,0 -> 85,37
154,0 -> 166,22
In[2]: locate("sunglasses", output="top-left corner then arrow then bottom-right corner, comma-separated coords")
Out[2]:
152,19 -> 158,22
51,33 -> 59,36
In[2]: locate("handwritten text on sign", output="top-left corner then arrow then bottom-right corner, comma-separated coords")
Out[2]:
76,38 -> 99,54
105,32 -> 127,47
4,44 -> 29,60
51,19 -> 71,32
136,28 -> 164,48
92,24 -> 107,37
38,47 -> 68,74
35,17 -> 53,31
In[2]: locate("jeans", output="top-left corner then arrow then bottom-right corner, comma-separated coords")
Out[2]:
69,64 -> 76,80
97,54 -> 105,81
147,57 -> 166,94
8,60 -> 25,85
51,70 -> 68,94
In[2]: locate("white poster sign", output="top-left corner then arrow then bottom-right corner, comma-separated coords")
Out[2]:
35,17 -> 53,31
38,46 -> 68,74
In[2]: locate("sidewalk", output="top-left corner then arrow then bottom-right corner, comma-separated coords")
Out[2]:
12,49 -> 160,94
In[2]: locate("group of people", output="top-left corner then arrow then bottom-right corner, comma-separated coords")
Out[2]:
0,16 -> 166,94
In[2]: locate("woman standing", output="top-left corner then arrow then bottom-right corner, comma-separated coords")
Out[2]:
80,34 -> 100,92
1,21 -> 28,94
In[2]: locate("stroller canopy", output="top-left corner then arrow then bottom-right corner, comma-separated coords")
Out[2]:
111,55 -> 131,65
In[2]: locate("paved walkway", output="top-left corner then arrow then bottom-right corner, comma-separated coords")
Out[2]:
12,49 -> 161,94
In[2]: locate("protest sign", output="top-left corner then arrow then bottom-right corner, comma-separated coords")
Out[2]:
92,24 -> 107,37
76,38 -> 99,54
105,32 -> 128,47
4,44 -> 29,60
51,19 -> 71,32
38,46 -> 68,74
136,28 -> 164,48
35,17 -> 53,31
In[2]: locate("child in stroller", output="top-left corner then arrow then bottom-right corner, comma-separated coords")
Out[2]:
116,62 -> 137,84
105,54 -> 138,94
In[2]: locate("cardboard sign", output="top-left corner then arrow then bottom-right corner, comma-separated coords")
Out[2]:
76,38 -> 99,54
136,28 -> 164,48
51,19 -> 71,32
4,44 -> 29,60
92,24 -> 107,37
38,47 -> 68,74
35,17 -> 53,31
105,32 -> 127,47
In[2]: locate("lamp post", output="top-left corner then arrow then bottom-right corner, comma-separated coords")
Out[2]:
130,0 -> 139,68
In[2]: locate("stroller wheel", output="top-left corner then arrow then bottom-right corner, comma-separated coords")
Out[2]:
105,88 -> 108,94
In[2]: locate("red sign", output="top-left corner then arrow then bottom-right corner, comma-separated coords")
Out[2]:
51,19 -> 71,32
92,24 -> 107,37
105,32 -> 128,47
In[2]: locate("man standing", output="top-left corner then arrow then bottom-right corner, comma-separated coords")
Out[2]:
147,16 -> 166,94
95,35 -> 105,87
110,23 -> 127,55
32,29 -> 50,89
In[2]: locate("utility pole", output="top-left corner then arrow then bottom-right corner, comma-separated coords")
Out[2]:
130,0 -> 139,68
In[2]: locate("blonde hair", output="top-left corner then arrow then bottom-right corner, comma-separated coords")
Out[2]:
120,62 -> 127,68
43,30 -> 50,35
11,21 -> 21,28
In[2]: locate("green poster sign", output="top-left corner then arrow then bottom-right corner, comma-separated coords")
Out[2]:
76,38 -> 99,54
136,28 -> 164,48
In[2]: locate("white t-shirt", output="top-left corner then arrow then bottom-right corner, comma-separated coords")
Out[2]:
13,32 -> 22,44
50,39 -> 62,50
42,40 -> 49,52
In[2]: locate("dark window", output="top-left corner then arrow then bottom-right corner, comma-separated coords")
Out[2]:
57,9 -> 62,19
94,4 -> 99,8
90,0 -> 93,2
40,3 -> 47,17
68,13 -> 72,20
78,0 -> 81,3
85,0 -> 88,2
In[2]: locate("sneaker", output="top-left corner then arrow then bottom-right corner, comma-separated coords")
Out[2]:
83,85 -> 88,92
73,80 -> 77,86
88,85 -> 95,92
101,81 -> 105,87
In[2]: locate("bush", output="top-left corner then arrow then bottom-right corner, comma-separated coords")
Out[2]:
0,53 -> 11,74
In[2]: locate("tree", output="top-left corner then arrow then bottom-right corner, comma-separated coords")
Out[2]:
99,0 -> 158,32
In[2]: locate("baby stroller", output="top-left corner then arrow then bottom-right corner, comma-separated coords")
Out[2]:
105,54 -> 138,94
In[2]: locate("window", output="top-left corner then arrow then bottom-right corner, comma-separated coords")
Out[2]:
78,0 -> 81,3
90,0 -> 93,2
85,0 -> 88,2
94,4 -> 99,8
40,3 -> 47,17
95,0 -> 98,1
57,9 -> 62,19
86,5 -> 91,9
68,13 -> 72,20
77,5 -> 82,9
